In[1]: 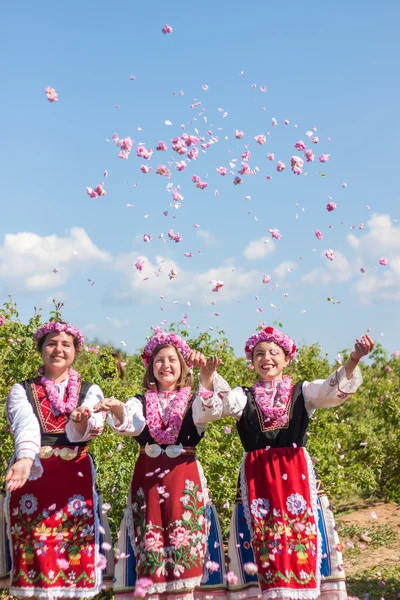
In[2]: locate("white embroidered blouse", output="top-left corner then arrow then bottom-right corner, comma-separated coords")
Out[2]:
192,365 -> 363,424
108,387 -> 221,437
6,379 -> 105,480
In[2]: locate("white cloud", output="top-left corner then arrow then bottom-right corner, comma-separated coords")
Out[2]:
347,213 -> 400,257
45,291 -> 66,304
189,264 -> 264,302
349,214 -> 400,303
195,229 -> 217,245
106,317 -> 131,329
112,254 -> 263,304
300,214 -> 400,301
0,227 -> 111,291
302,251 -> 352,284
273,261 -> 297,282
243,237 -> 275,260
353,257 -> 400,303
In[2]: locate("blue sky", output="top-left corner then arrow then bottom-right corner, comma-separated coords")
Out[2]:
1,0 -> 399,359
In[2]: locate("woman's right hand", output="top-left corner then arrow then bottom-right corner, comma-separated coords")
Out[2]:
5,458 -> 34,492
70,406 -> 91,423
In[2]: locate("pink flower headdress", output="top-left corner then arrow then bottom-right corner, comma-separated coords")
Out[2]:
142,329 -> 192,367
34,322 -> 85,346
244,326 -> 296,361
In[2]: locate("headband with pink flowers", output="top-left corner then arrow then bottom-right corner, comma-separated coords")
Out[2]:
244,326 -> 296,361
34,322 -> 85,346
142,331 -> 192,367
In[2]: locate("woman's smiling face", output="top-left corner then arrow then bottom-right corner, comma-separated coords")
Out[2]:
152,345 -> 182,391
252,341 -> 290,381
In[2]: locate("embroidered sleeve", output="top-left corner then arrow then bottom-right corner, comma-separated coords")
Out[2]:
107,396 -> 146,436
193,373 -> 247,424
303,365 -> 363,412
222,386 -> 248,419
65,384 -> 106,443
6,383 -> 43,480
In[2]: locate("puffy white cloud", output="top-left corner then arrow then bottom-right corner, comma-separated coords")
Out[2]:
301,215 -> 400,301
112,254 -> 262,304
347,214 -> 400,257
302,251 -> 352,284
189,264 -> 264,303
273,261 -> 297,282
195,229 -> 217,245
0,227 -> 111,291
353,257 -> 400,303
243,237 -> 275,260
349,214 -> 400,303
105,317 -> 131,329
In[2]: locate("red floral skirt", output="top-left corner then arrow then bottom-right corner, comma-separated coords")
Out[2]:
240,447 -> 321,599
6,449 -> 102,598
127,449 -> 209,596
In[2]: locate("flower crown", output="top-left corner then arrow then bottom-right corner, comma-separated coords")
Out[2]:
142,331 -> 192,367
244,326 -> 296,361
34,322 -> 85,346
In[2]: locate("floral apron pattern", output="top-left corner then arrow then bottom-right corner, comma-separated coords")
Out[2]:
241,447 -> 321,598
6,452 -> 101,597
128,452 -> 209,594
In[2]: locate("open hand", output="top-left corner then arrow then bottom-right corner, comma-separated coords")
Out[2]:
93,397 -> 120,413
70,406 -> 91,423
199,356 -> 222,390
351,334 -> 374,361
5,458 -> 34,492
186,349 -> 207,369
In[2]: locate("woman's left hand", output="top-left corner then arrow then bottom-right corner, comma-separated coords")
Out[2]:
187,349 -> 207,369
351,334 -> 375,361
93,397 -> 120,413
199,356 -> 222,390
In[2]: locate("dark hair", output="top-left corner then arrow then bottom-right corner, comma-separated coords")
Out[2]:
142,344 -> 194,390
36,320 -> 80,354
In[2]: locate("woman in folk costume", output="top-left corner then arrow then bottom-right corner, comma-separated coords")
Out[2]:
4,321 -> 113,599
94,330 -> 227,600
195,326 -> 374,600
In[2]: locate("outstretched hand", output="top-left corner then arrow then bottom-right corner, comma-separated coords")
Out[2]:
351,334 -> 374,361
93,397 -> 120,413
93,397 -> 125,424
186,349 -> 207,369
199,356 -> 222,391
70,406 -> 91,423
5,458 -> 34,492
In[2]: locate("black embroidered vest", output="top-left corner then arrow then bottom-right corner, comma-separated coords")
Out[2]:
236,381 -> 309,451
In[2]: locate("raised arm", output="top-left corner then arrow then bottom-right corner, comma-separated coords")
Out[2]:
304,334 -> 374,411
191,354 -> 248,425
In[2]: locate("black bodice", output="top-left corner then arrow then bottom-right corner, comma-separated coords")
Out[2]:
236,381 -> 310,451
134,394 -> 204,448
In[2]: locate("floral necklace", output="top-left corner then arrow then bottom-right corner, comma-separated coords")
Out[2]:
38,366 -> 80,415
145,386 -> 192,445
251,375 -> 293,428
